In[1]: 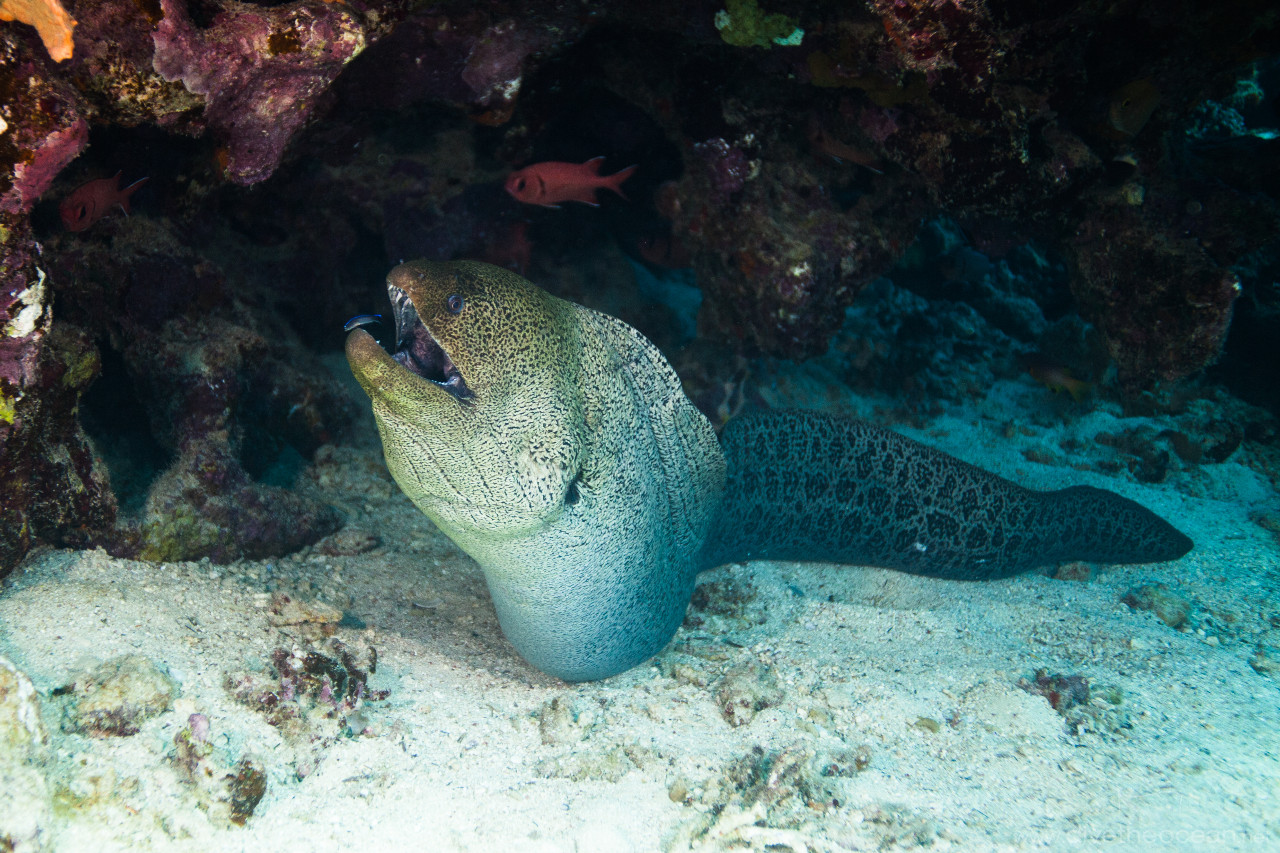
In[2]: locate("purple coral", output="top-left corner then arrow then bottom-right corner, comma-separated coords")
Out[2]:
151,0 -> 369,184
460,19 -> 553,121
694,138 -> 752,200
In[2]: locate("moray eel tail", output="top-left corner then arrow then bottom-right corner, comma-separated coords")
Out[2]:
702,410 -> 1193,580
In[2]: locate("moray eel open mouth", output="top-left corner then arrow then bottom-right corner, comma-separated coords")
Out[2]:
388,284 -> 473,400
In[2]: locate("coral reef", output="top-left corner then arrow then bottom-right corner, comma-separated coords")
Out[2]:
1,213 -> 116,570
1018,671 -> 1134,739
715,0 -> 803,49
716,662 -> 784,727
116,312 -> 345,562
0,313 -> 117,569
1067,180 -> 1246,390
332,5 -> 574,120
822,277 -> 1025,404
1123,583 -> 1193,629
670,744 -> 877,850
1,0 -> 1279,574
44,215 -> 352,563
1,27 -> 96,574
0,32 -> 86,215
62,0 -> 198,127
813,0 -> 1276,390
677,131 -> 928,357
1016,668 -> 1090,715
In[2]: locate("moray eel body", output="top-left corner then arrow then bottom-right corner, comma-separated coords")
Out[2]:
703,410 -> 1192,579
347,261 -> 1193,681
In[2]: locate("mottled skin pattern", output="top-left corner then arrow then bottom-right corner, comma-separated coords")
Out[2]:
346,261 -> 724,681
347,261 -> 1193,681
703,411 -> 1193,580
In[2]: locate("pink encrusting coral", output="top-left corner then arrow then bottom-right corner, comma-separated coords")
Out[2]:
151,0 -> 369,184
1,120 -> 87,214
0,32 -> 88,216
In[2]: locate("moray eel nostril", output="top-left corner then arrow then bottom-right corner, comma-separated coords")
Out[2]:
347,260 -> 1193,682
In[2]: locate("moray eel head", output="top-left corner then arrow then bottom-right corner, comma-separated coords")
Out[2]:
347,259 -> 724,681
345,259 -> 586,538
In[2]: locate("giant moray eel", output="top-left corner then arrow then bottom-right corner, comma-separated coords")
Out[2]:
346,260 -> 1193,682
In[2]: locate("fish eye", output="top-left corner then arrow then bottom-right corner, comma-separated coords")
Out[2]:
446,293 -> 464,314
515,179 -> 525,191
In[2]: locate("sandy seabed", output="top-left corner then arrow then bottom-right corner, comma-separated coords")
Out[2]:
1,374 -> 1277,852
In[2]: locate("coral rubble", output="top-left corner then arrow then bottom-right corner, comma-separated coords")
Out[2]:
54,654 -> 178,738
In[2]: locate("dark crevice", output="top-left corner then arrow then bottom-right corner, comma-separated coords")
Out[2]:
79,347 -> 170,517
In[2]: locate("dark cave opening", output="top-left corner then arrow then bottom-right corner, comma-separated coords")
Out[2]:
239,431 -> 308,489
79,346 -> 171,518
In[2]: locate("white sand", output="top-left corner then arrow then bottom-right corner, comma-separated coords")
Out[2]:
2,373 -> 1277,852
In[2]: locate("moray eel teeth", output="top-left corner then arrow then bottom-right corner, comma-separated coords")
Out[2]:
388,284 -> 473,400
389,283 -> 415,346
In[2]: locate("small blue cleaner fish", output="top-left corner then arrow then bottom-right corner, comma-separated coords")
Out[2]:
343,314 -> 383,332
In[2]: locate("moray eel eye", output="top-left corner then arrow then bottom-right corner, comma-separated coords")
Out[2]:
446,293 -> 464,314
388,285 -> 473,400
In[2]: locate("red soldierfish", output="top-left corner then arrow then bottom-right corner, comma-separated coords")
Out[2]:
505,157 -> 636,208
60,172 -> 149,231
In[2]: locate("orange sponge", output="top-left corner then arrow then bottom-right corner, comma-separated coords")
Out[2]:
0,0 -> 76,62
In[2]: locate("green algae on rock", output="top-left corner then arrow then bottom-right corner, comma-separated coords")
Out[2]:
714,0 -> 803,49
